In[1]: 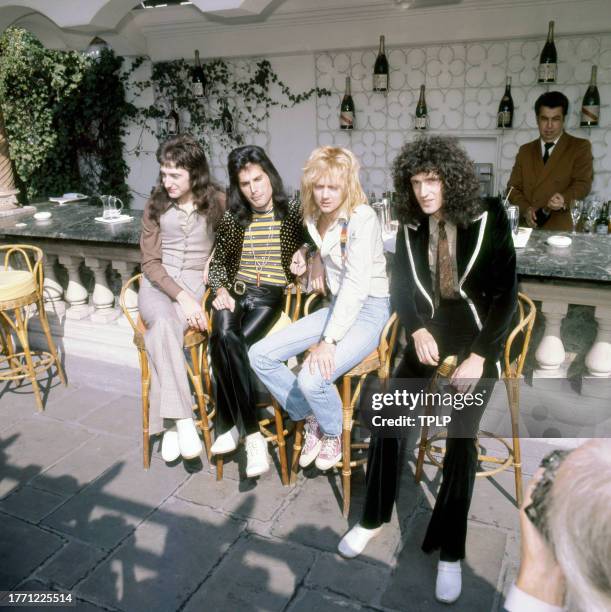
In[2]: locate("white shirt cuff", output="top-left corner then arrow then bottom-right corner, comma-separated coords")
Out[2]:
504,583 -> 564,612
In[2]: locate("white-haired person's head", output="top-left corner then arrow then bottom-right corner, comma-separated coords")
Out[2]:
549,439 -> 611,611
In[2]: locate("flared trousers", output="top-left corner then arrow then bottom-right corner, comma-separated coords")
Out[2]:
138,270 -> 206,436
361,299 -> 498,560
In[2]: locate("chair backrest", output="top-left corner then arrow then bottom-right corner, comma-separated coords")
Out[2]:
504,291 -> 536,379
0,244 -> 44,295
119,273 -> 142,334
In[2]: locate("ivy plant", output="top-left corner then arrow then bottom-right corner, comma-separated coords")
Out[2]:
131,57 -> 331,151
0,27 -> 135,204
0,26 -> 330,203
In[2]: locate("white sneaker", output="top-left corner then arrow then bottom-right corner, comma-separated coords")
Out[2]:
337,524 -> 383,558
176,418 -> 203,460
435,560 -> 462,604
245,432 -> 270,478
211,425 -> 239,455
161,427 -> 180,462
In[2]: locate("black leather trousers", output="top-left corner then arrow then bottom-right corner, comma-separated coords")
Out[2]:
362,299 -> 497,561
210,283 -> 284,437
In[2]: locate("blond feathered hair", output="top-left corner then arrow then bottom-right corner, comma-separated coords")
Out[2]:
300,146 -> 367,221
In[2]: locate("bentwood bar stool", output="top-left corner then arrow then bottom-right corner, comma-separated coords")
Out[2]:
0,244 -> 66,410
291,293 -> 400,517
213,284 -> 303,485
415,292 -> 536,506
119,274 -> 215,468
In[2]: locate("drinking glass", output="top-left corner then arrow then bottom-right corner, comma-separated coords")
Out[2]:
506,205 -> 519,237
586,201 -> 601,233
570,200 -> 583,235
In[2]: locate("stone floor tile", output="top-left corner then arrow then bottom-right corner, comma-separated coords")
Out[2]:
76,497 -> 245,612
32,435 -> 135,496
43,386 -> 123,422
306,551 -> 390,605
177,464 -> 293,522
0,485 -> 67,523
381,512 -> 507,611
42,455 -> 189,549
0,378 -> 76,417
35,540 -> 107,589
288,589 -> 367,611
0,420 -> 93,498
79,395 -> 142,438
0,514 -> 64,590
183,534 -> 315,612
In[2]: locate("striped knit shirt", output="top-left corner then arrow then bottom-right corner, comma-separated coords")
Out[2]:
236,209 -> 285,286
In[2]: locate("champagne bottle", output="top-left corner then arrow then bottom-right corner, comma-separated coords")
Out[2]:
538,21 -> 557,83
595,202 -> 609,235
373,35 -> 389,92
414,85 -> 427,130
167,101 -> 179,136
535,206 -> 551,227
580,65 -> 600,127
192,50 -> 207,98
497,76 -> 514,128
221,100 -> 234,134
340,76 -> 355,130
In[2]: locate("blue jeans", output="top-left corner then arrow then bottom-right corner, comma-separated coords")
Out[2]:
248,296 -> 391,436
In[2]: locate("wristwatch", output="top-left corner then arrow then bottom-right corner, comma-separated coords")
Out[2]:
323,336 -> 336,345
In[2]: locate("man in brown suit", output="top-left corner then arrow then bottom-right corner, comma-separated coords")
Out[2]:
507,91 -> 593,231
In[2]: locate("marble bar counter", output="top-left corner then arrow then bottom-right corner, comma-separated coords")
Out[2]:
514,230 -> 610,381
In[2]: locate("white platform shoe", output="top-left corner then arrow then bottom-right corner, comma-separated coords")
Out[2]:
211,425 -> 239,455
176,418 -> 203,460
337,524 -> 383,558
161,427 -> 180,462
435,560 -> 462,604
245,432 -> 270,478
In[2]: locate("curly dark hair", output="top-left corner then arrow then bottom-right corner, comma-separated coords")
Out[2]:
227,145 -> 288,228
147,134 -> 224,228
392,136 -> 483,228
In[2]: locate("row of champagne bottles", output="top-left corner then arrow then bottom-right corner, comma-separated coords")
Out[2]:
173,20 -> 601,134
340,65 -> 601,131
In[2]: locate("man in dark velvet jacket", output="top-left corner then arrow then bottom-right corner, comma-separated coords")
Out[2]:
338,136 -> 517,605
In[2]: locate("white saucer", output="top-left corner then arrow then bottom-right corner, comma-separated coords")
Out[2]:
34,211 -> 52,221
547,235 -> 572,248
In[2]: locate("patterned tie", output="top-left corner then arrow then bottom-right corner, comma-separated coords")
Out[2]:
543,142 -> 554,164
435,220 -> 455,307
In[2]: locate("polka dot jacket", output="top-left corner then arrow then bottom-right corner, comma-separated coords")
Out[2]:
208,199 -> 308,294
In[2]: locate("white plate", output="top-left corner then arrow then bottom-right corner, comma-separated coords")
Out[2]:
49,194 -> 88,205
34,211 -> 52,221
547,235 -> 572,248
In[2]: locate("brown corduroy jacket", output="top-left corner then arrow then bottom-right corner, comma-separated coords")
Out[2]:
507,132 -> 593,231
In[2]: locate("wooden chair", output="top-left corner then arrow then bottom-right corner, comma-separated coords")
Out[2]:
290,293 -> 401,517
213,284 -> 303,486
414,292 -> 536,506
119,273 -> 215,469
0,244 -> 66,410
